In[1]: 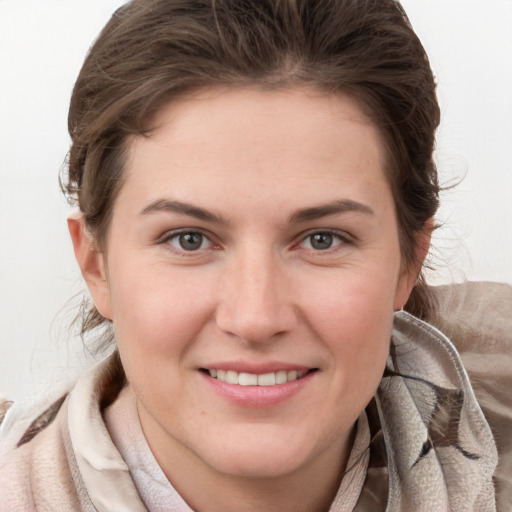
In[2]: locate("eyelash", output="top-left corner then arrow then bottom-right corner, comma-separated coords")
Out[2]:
296,230 -> 351,252
160,229 -> 216,254
159,228 -> 352,255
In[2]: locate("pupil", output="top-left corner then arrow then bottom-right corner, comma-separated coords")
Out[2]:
179,233 -> 203,250
311,233 -> 333,250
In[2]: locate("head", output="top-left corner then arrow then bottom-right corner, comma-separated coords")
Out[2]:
66,0 -> 439,346
65,0 -> 440,496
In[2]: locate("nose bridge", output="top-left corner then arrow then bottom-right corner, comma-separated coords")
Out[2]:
216,244 -> 294,343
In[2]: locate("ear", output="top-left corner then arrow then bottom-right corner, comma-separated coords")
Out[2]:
67,211 -> 113,320
393,218 -> 434,311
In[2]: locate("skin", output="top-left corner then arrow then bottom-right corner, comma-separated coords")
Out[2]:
70,87 -> 425,512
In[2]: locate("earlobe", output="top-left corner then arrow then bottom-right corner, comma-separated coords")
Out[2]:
393,218 -> 434,311
67,211 -> 113,320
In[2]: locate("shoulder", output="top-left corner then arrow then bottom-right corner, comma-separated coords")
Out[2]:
0,352 -> 128,511
0,397 -> 84,510
429,281 -> 512,509
430,280 -> 512,351
1,390 -> 69,464
0,399 -> 13,428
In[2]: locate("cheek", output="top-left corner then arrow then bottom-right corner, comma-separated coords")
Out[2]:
107,263 -> 217,356
300,266 -> 397,334
299,270 -> 395,381
106,265 -> 219,410
326,292 -> 392,368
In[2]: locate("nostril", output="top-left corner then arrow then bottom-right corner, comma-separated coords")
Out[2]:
215,309 -> 297,345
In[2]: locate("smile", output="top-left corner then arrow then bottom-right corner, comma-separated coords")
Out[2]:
205,369 -> 310,386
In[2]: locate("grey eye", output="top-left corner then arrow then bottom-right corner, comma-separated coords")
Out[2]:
299,231 -> 346,251
169,232 -> 208,251
179,232 -> 203,250
309,233 -> 334,250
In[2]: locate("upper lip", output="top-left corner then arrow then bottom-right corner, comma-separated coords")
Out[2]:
200,361 -> 314,374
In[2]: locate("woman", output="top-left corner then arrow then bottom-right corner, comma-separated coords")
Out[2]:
0,0 -> 510,510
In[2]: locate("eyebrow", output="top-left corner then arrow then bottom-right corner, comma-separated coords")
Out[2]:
288,199 -> 375,223
140,199 -> 230,225
140,198 -> 374,225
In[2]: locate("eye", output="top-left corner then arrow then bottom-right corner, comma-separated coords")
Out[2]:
166,231 -> 212,251
300,231 -> 346,251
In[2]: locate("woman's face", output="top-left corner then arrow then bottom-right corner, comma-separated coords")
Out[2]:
82,87 -> 416,481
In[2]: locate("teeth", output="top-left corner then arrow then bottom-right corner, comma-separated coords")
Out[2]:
275,370 -> 287,385
239,372 -> 258,386
226,371 -> 238,384
258,373 -> 276,386
207,369 -> 309,386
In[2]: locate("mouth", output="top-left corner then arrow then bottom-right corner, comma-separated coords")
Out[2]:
200,368 -> 317,386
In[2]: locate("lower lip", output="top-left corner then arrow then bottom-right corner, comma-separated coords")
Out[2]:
200,371 -> 316,408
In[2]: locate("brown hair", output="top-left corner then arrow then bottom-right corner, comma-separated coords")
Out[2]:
64,0 -> 440,347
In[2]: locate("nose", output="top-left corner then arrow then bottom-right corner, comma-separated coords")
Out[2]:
215,248 -> 297,344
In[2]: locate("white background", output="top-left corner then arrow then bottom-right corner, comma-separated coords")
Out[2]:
1,0 -> 511,402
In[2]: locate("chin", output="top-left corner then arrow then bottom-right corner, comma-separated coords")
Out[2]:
207,447 -> 306,479
196,426 -> 330,480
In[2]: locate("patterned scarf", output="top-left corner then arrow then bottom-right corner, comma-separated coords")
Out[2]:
356,312 -> 498,511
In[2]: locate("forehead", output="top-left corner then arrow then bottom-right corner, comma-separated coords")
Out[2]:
120,87 -> 391,217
